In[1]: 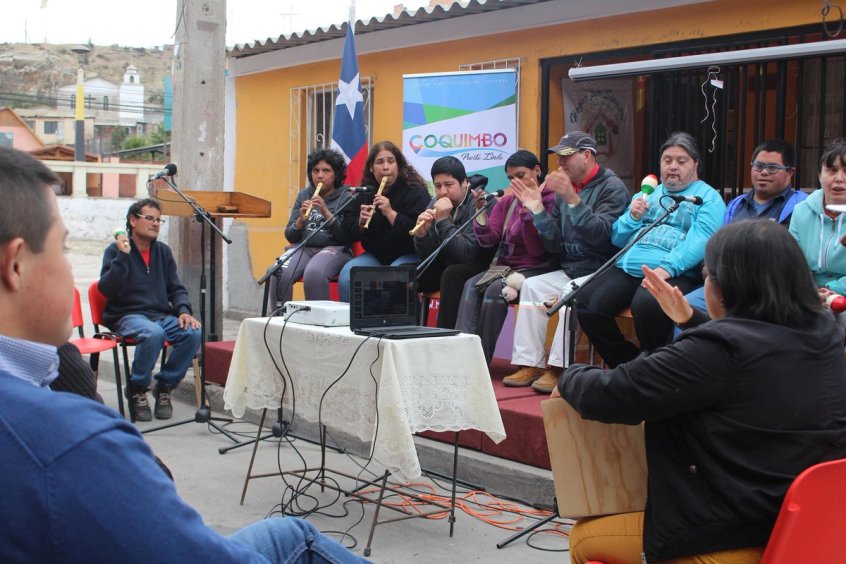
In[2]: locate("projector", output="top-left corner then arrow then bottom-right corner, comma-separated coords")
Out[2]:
281,300 -> 350,326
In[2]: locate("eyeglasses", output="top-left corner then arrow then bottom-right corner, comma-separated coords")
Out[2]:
135,213 -> 166,224
750,161 -> 792,174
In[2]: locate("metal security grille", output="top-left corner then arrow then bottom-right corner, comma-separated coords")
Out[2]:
645,32 -> 845,198
289,78 -> 373,208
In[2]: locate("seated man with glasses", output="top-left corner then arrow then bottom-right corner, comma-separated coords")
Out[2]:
681,139 -> 806,317
99,198 -> 202,422
724,138 -> 805,225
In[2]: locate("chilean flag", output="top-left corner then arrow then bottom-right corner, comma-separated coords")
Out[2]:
330,25 -> 368,187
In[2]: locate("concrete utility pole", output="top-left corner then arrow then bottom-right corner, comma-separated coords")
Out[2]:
171,0 -> 226,340
71,44 -> 90,162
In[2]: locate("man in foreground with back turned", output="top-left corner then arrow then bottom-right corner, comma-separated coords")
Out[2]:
0,146 -> 368,563
99,198 -> 201,421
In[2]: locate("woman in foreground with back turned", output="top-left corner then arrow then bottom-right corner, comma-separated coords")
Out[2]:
554,220 -> 846,564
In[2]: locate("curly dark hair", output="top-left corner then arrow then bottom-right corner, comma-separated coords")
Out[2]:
361,140 -> 427,189
306,148 -> 348,188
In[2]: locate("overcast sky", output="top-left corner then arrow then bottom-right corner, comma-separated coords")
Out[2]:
1,0 -> 433,48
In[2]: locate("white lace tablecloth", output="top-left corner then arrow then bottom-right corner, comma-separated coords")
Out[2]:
223,318 -> 506,480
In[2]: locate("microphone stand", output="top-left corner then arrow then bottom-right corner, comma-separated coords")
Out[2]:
542,200 -> 681,371
547,200 -> 681,318
257,189 -> 367,314
141,175 -> 241,444
219,189 -> 367,455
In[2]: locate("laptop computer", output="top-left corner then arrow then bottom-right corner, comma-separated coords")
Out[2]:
349,265 -> 460,339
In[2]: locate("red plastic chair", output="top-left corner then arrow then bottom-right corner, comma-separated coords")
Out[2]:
761,457 -> 846,562
69,287 -> 124,414
88,281 -> 170,421
581,457 -> 846,564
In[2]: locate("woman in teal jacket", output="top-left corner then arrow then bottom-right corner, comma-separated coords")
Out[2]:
575,132 -> 726,367
789,139 -> 846,297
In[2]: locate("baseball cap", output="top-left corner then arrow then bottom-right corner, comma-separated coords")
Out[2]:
548,131 -> 597,156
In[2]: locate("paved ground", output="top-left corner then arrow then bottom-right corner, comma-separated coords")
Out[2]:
69,238 -> 571,563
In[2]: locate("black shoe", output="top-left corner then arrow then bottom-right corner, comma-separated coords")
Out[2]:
126,388 -> 152,422
153,383 -> 173,420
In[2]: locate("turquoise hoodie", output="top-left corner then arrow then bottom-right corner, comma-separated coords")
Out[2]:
613,179 -> 726,278
788,189 -> 846,294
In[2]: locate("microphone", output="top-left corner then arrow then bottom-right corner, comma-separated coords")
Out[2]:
639,174 -> 658,199
149,163 -> 177,180
468,174 -> 489,190
480,189 -> 505,201
667,194 -> 703,205
349,186 -> 375,194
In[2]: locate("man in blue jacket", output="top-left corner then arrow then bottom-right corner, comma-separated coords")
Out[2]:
99,198 -> 202,421
685,139 -> 805,313
0,146 -> 367,563
724,138 -> 804,225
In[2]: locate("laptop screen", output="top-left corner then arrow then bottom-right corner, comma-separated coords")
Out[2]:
350,265 -> 419,330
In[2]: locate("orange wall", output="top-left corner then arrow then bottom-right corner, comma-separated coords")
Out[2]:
234,0 -> 823,278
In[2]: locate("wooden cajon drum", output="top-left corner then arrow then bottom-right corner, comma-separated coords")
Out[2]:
542,398 -> 647,518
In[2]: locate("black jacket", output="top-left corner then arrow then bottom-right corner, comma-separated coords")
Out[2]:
413,188 -> 482,264
559,313 -> 846,561
347,179 -> 430,264
98,239 -> 192,329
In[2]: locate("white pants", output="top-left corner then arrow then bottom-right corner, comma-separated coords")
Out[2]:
511,270 -> 590,369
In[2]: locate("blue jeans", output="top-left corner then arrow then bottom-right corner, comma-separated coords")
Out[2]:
113,314 -> 202,390
229,518 -> 370,563
337,252 -> 419,302
673,285 -> 707,339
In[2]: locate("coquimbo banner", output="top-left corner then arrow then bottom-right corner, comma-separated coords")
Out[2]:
402,70 -> 518,192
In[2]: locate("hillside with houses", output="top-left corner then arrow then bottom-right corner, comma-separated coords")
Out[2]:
0,42 -> 173,156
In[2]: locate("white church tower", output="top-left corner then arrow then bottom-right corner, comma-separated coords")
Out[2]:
119,64 -> 145,126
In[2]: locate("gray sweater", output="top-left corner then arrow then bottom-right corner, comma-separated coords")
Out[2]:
532,168 -> 629,278
284,184 -> 355,248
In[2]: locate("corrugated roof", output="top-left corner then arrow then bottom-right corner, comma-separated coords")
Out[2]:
229,0 -> 544,59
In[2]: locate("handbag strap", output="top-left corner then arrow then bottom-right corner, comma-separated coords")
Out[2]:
487,198 -> 519,268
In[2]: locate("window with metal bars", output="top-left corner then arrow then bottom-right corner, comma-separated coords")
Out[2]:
288,78 -> 373,207
645,32 -> 845,198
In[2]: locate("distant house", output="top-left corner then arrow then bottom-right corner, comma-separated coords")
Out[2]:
14,105 -> 94,149
43,65 -> 163,154
0,106 -> 45,151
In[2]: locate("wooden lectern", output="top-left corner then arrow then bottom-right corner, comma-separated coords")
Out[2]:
151,187 -> 271,341
152,188 -> 271,219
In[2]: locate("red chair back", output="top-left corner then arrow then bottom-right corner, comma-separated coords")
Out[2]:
88,281 -> 109,329
761,457 -> 846,563
72,287 -> 85,336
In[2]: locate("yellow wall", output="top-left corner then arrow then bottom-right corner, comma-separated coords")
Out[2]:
235,0 -> 823,278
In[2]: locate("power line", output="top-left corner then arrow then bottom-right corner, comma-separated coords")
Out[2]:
0,90 -> 171,116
